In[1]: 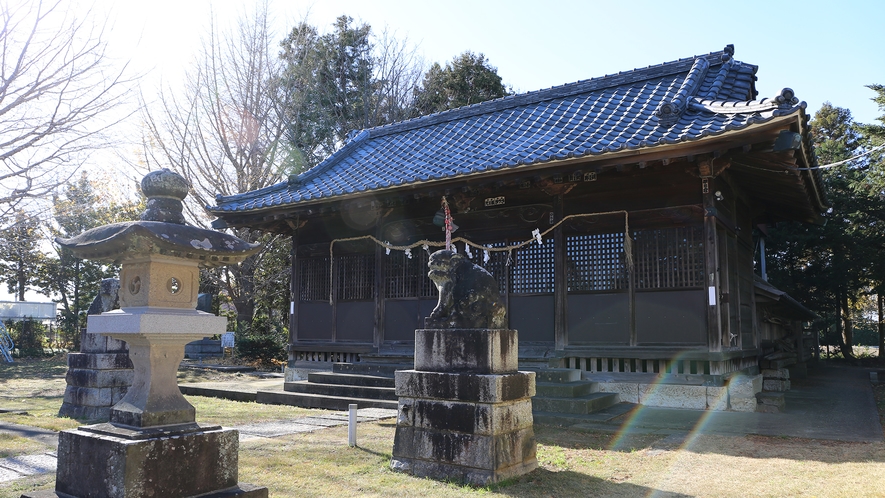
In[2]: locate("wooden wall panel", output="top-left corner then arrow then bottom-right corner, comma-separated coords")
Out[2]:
510,295 -> 554,342
567,293 -> 630,344
635,290 -> 706,344
298,303 -> 333,341
337,302 -> 375,342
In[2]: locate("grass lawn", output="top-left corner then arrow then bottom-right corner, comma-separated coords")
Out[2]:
1,356 -> 884,497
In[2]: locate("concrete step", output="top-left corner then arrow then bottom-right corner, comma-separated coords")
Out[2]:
531,392 -> 619,415
256,390 -> 399,411
535,380 -> 598,398
534,368 -> 581,383
307,372 -> 395,388
533,402 -> 635,426
332,362 -> 412,377
284,381 -> 398,401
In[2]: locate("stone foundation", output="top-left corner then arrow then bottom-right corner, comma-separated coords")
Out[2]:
589,372 -> 761,412
23,423 -> 266,498
391,329 -> 537,485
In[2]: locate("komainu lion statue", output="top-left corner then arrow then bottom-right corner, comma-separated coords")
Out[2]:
425,249 -> 506,329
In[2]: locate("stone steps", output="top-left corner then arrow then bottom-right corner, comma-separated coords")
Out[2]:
535,380 -> 598,398
530,368 -> 620,417
258,364 -> 402,410
332,362 -> 412,377
284,380 -> 398,401
308,372 -> 395,388
256,390 -> 399,411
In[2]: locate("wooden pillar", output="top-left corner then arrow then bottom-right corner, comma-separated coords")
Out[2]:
703,178 -> 722,353
628,213 -> 636,347
554,195 -> 567,350
289,232 -> 299,361
374,234 -> 385,351
331,251 -> 338,343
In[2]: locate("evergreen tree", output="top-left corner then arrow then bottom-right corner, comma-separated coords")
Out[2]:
0,211 -> 43,301
767,103 -> 885,358
412,51 -> 509,116
279,16 -> 423,170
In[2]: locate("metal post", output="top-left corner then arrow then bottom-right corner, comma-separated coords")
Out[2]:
348,403 -> 357,447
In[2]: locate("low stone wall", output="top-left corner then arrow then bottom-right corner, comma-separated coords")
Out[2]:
185,337 -> 223,359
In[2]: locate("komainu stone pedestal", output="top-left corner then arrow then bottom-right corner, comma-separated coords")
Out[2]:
391,329 -> 537,485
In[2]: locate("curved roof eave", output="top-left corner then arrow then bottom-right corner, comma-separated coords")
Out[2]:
209,112 -> 811,217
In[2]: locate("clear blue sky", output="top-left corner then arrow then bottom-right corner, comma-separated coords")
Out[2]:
105,0 -> 885,124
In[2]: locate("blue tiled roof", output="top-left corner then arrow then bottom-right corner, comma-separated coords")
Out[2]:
211,45 -> 805,215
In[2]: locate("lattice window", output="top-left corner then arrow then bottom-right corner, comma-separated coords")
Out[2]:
566,233 -> 627,292
471,242 -> 510,296
385,249 -> 436,298
633,226 -> 704,289
299,257 -> 330,301
336,254 -> 375,301
510,238 -> 555,294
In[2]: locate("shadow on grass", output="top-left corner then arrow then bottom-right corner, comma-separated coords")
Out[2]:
487,468 -> 692,498
535,412 -> 885,465
353,445 -> 391,459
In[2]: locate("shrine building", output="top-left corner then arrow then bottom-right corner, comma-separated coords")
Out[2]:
209,45 -> 825,384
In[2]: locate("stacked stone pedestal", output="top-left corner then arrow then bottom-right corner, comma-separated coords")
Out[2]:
391,329 -> 537,485
58,329 -> 133,421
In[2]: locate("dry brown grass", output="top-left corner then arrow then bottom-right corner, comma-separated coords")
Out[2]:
1,357 -> 885,497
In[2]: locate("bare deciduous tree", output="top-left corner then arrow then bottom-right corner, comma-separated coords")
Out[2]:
141,1 -> 292,328
0,0 -> 132,221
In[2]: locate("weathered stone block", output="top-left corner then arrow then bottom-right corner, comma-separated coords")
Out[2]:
730,396 -> 757,412
639,384 -> 707,409
65,368 -> 134,388
757,391 -> 786,409
762,368 -> 790,380
763,379 -> 791,392
414,329 -> 518,374
57,403 -> 111,422
52,425 -> 264,498
597,381 -> 639,403
728,374 -> 762,399
62,385 -> 114,407
67,352 -> 133,370
397,397 -> 534,435
706,386 -> 729,411
392,425 -> 536,471
81,330 -> 128,353
394,370 -> 535,402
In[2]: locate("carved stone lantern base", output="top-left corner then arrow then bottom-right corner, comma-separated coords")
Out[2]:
24,308 -> 267,498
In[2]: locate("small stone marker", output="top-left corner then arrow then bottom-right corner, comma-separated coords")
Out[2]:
390,249 -> 538,485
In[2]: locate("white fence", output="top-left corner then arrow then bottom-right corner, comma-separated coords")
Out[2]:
0,301 -> 57,321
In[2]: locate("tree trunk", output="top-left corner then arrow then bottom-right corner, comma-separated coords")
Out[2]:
838,290 -> 854,359
878,292 -> 884,362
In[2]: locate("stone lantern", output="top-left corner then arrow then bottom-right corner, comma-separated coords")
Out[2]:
25,170 -> 266,497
